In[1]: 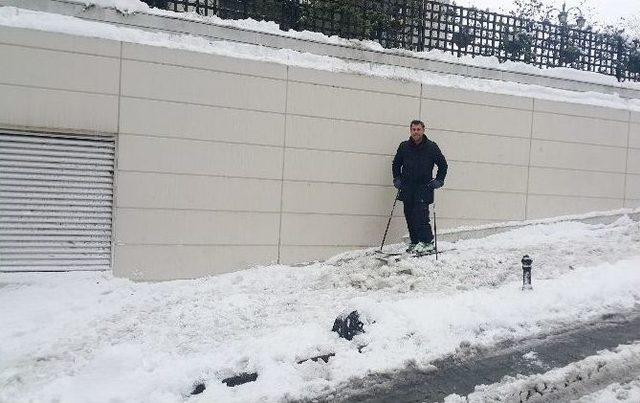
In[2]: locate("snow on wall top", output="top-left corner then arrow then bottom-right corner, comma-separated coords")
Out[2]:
75,0 -> 640,91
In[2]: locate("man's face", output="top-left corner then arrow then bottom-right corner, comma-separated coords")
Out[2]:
410,124 -> 425,142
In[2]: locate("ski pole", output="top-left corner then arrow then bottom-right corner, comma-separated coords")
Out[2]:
433,190 -> 438,261
379,190 -> 399,252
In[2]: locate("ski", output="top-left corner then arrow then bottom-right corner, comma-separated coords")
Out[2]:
374,248 -> 455,265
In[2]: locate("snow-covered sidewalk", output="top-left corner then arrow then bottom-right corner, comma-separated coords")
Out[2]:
1,216 -> 639,402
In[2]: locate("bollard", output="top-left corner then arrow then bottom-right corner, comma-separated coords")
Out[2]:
521,254 -> 533,290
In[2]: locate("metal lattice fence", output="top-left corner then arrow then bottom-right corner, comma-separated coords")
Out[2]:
143,0 -> 640,82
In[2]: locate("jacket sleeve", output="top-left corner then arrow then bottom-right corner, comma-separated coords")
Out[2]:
433,144 -> 448,183
392,144 -> 403,179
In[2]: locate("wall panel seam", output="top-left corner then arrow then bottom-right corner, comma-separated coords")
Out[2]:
44,167 -> 622,188
115,135 -> 531,165
120,95 -> 285,116
287,78 -> 421,98
532,109 -> 631,123
0,40 -> 120,59
531,137 -> 629,150
429,127 -> 533,140
281,181 -> 530,192
623,111 -> 632,205
279,211 -> 523,218
528,167 -> 627,175
115,243 -> 279,247
118,132 -> 284,149
115,170 -> 283,181
524,99 -> 535,220
288,113 -> 425,128
283,148 -> 533,165
527,193 -> 624,201
421,96 -> 532,112
123,57 -> 287,82
111,40 -> 124,273
277,66 -> 289,264
115,207 -> 281,213
0,81 -> 119,97
119,95 -> 435,126
528,165 -> 626,174
280,214 -> 512,221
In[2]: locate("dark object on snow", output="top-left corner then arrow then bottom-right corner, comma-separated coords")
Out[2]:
297,352 -> 335,364
222,372 -> 258,387
191,383 -> 206,395
332,310 -> 365,341
521,254 -> 533,290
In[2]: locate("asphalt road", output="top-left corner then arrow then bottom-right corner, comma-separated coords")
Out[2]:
310,312 -> 640,403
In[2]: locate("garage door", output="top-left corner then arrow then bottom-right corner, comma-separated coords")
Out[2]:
0,131 -> 115,272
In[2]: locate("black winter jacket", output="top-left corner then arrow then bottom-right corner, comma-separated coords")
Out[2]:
392,135 -> 448,204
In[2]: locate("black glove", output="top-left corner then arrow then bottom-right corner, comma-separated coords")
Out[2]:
428,179 -> 443,189
393,177 -> 403,190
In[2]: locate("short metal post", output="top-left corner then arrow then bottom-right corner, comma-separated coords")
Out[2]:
521,254 -> 533,290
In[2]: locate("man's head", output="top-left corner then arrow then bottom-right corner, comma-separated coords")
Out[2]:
409,120 -> 425,143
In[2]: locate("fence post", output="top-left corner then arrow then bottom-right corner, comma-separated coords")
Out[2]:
616,35 -> 625,82
280,0 -> 300,31
417,0 -> 426,52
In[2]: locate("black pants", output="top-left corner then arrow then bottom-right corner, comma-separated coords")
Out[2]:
403,198 -> 433,244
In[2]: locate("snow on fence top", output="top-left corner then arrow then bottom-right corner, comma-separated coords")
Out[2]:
138,0 -> 640,83
66,0 -> 640,92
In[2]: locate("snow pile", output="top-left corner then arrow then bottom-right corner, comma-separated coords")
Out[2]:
326,217 -> 640,293
82,0 -> 149,14
577,375 -> 640,402
1,214 -> 639,402
440,207 -> 640,235
444,342 -> 640,403
2,6 -> 640,113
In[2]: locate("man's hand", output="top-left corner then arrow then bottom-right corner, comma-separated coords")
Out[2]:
393,177 -> 403,190
428,179 -> 443,189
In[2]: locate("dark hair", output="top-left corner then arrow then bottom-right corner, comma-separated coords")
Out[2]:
410,119 -> 425,128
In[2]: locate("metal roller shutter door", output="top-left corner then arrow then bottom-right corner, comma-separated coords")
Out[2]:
0,131 -> 115,272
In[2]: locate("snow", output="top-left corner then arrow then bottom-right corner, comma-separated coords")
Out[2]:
1,2 -> 640,401
444,342 -> 640,402
76,0 -> 640,92
576,375 -> 640,402
440,207 -> 640,235
79,0 -> 640,89
1,213 -> 639,402
81,0 -> 150,14
2,6 -> 640,114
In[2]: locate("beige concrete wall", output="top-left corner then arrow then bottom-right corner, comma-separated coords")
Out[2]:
114,43 -> 287,279
1,25 -> 638,280
0,26 -> 120,133
628,112 -> 640,208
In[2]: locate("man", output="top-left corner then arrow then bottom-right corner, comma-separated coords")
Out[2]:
392,119 -> 448,254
